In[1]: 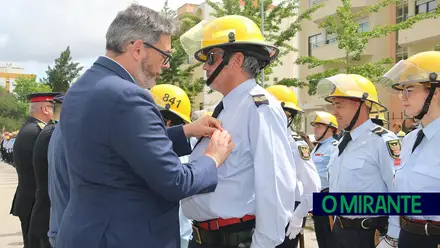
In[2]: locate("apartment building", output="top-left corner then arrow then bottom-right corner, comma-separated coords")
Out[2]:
298,0 -> 439,135
177,1 -> 300,114
0,62 -> 35,93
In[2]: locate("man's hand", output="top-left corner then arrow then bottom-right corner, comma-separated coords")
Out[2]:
204,130 -> 234,167
286,214 -> 303,240
183,115 -> 223,139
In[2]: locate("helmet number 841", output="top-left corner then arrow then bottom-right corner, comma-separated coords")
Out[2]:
163,93 -> 182,108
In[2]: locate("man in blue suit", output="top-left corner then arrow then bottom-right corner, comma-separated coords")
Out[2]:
55,4 -> 235,248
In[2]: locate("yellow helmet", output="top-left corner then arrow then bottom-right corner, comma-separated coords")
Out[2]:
180,15 -> 279,66
318,74 -> 387,113
380,51 -> 440,90
266,85 -> 303,112
310,111 -> 338,129
397,130 -> 406,138
369,112 -> 388,124
150,84 -> 192,123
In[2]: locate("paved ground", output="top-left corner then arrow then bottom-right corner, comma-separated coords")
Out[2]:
0,161 -> 319,247
0,161 -> 23,248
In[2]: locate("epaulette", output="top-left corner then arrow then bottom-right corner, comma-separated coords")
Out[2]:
331,140 -> 338,146
292,134 -> 303,142
251,94 -> 269,107
37,122 -> 45,130
372,126 -> 388,137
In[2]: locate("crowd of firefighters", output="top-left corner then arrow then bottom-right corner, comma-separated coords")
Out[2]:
3,6 -> 440,248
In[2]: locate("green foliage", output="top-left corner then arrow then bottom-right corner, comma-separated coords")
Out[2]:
0,87 -> 27,131
157,1 -> 206,102
434,44 -> 440,51
205,0 -> 322,87
296,0 -> 440,95
13,75 -> 52,102
43,46 -> 83,92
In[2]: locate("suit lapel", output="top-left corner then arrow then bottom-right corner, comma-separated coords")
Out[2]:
94,56 -> 135,84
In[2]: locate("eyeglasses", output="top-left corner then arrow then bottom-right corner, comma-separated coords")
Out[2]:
207,52 -> 225,65
399,86 -> 427,99
131,41 -> 172,65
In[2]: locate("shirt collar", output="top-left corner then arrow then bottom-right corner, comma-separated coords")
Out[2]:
101,56 -> 136,83
350,119 -> 373,141
222,79 -> 257,110
421,117 -> 440,141
320,136 -> 335,144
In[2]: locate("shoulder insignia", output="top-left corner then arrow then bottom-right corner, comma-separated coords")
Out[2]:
386,139 -> 401,159
292,135 -> 303,142
37,122 -> 46,130
298,145 -> 311,161
251,94 -> 269,107
372,126 -> 388,136
331,140 -> 338,146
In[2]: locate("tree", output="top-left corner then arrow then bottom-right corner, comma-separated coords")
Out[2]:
43,46 -> 83,92
157,1 -> 206,103
206,0 -> 323,88
13,75 -> 52,102
296,0 -> 440,95
0,87 -> 27,131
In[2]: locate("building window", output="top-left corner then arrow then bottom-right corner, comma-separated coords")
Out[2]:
308,33 -> 324,56
416,0 -> 437,14
358,19 -> 369,32
310,0 -> 324,7
396,0 -> 408,23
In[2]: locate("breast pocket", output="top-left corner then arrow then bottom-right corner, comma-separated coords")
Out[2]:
339,158 -> 365,188
217,137 -> 244,178
411,162 -> 440,191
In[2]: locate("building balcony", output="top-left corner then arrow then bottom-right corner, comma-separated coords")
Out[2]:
310,38 -> 373,60
311,0 -> 368,23
398,18 -> 440,46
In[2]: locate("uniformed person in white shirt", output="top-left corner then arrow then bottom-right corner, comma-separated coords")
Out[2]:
317,74 -> 400,248
266,85 -> 321,248
180,15 -> 297,248
309,111 -> 339,248
377,51 -> 440,248
150,84 -> 195,248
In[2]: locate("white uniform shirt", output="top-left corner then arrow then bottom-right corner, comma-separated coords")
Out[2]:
387,117 -> 440,239
182,79 -> 297,248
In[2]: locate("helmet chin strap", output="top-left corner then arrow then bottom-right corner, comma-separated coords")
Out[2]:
345,93 -> 369,132
316,125 -> 331,141
414,73 -> 438,120
205,52 -> 232,86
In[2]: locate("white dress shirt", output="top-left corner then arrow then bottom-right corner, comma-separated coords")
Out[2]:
387,117 -> 440,239
182,79 -> 297,248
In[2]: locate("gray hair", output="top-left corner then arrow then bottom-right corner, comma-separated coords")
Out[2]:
106,3 -> 176,54
241,55 -> 261,78
29,102 -> 43,116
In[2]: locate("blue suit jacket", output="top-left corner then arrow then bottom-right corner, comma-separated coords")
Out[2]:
56,56 -> 218,248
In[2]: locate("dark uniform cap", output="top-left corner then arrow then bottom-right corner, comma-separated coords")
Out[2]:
53,94 -> 65,104
27,92 -> 62,103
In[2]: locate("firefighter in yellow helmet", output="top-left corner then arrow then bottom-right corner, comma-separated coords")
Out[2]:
318,74 -> 400,248
370,112 -> 389,127
266,85 -> 320,248
309,111 -> 339,248
150,84 -> 194,248
180,15 -> 297,248
377,51 -> 440,248
150,84 -> 192,125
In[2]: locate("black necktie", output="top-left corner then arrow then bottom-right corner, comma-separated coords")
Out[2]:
338,132 -> 352,156
193,101 -> 224,149
314,142 -> 322,153
412,129 -> 425,153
